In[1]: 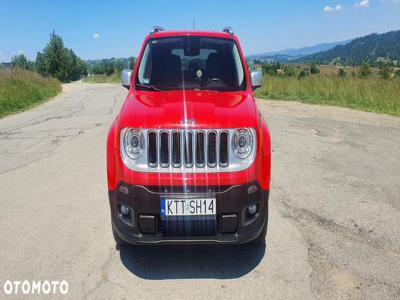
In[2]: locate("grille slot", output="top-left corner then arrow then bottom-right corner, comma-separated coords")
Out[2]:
196,132 -> 205,167
219,131 -> 229,167
160,132 -> 169,167
207,132 -> 217,167
172,132 -> 181,167
184,131 -> 194,167
148,132 -> 157,167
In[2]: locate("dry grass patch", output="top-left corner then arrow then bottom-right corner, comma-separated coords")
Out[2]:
255,75 -> 400,116
0,69 -> 61,118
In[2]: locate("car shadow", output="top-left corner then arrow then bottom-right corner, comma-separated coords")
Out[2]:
119,242 -> 266,280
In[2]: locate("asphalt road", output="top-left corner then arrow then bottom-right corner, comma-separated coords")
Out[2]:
0,82 -> 399,299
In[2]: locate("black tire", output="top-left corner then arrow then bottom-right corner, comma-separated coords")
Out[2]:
112,223 -> 127,248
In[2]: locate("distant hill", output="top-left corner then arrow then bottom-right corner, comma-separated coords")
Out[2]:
248,39 -> 351,62
297,30 -> 400,66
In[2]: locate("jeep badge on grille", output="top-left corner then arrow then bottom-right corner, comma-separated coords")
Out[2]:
180,118 -> 196,125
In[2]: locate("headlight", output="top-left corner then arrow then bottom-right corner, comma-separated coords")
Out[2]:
232,128 -> 254,159
123,128 -> 144,159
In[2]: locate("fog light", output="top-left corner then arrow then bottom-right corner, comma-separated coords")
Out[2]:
248,204 -> 257,216
248,184 -> 258,194
118,185 -> 129,195
120,204 -> 130,216
118,204 -> 134,227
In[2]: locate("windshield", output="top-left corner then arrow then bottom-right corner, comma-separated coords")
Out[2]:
135,36 -> 246,91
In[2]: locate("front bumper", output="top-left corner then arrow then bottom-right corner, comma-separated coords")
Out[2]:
109,181 -> 269,244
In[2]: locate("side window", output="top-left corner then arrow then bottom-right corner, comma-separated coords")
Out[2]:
232,44 -> 244,87
137,44 -> 151,84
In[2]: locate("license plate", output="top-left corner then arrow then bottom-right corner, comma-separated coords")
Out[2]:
161,198 -> 216,216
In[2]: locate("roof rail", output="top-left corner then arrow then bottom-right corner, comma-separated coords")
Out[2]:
150,26 -> 164,36
222,26 -> 234,35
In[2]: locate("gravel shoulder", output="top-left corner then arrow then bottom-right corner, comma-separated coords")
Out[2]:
258,99 -> 400,299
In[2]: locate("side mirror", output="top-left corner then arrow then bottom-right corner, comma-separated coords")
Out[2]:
250,70 -> 263,91
121,69 -> 133,89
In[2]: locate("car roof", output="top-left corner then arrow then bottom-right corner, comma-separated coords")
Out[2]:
147,30 -> 235,40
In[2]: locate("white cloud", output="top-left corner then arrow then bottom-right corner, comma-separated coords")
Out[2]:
324,4 -> 343,13
355,0 -> 370,7
93,33 -> 100,39
17,49 -> 24,54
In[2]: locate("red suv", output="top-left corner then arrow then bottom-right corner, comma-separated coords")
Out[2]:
107,27 -> 271,246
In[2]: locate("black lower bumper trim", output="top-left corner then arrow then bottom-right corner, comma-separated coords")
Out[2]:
109,181 -> 269,245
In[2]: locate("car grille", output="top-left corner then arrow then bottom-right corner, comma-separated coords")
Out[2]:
120,128 -> 256,173
147,129 -> 229,170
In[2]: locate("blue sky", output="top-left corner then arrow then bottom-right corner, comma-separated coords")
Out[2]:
1,0 -> 399,62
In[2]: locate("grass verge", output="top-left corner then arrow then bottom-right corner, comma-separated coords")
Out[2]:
0,69 -> 62,118
82,73 -> 120,83
255,75 -> 400,116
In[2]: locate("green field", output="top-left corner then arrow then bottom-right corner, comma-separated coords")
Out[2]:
255,75 -> 400,116
0,69 -> 62,118
82,73 -> 120,83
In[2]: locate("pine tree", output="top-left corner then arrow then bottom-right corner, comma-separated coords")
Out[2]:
11,54 -> 29,69
379,64 -> 391,79
359,64 -> 371,78
42,31 -> 70,81
36,31 -> 87,82
310,63 -> 320,74
35,52 -> 46,75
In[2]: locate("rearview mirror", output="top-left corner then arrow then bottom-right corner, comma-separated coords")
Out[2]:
121,69 -> 133,89
250,70 -> 263,91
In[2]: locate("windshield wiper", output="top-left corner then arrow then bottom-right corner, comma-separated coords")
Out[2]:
135,83 -> 163,91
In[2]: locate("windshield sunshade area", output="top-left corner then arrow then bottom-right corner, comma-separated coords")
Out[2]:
136,36 -> 246,91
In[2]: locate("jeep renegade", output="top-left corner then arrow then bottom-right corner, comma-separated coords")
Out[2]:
107,27 -> 271,245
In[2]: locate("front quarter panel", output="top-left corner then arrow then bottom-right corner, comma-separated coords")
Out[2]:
107,117 -> 119,191
258,113 -> 271,190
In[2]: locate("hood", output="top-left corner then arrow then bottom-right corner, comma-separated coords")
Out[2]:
118,90 -> 258,129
